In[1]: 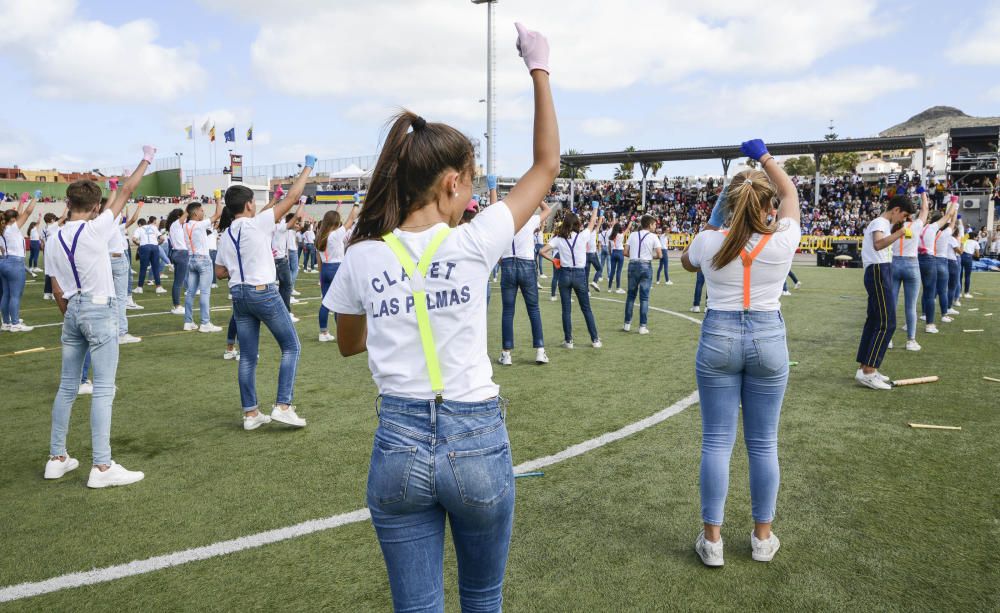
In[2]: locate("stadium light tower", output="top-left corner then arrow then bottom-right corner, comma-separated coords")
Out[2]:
471,0 -> 497,179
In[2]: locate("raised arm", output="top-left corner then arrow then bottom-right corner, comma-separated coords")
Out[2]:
125,201 -> 145,227
537,199 -> 552,225
16,192 -> 37,228
109,146 -> 155,218
487,174 -> 498,206
741,140 -> 799,224
272,157 -> 315,222
210,196 -> 223,223
503,23 -> 559,232
343,202 -> 359,230
915,185 -> 929,224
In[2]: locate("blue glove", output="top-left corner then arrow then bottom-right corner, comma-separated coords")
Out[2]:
0,192 -> 5,201
486,175 -> 497,190
708,187 -> 728,227
916,185 -> 926,195
592,201 -> 599,210
353,192 -> 361,204
304,154 -> 317,168
34,189 -> 42,199
740,139 -> 768,161
472,194 -> 481,203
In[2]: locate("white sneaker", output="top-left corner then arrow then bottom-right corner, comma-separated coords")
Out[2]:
290,297 -> 300,304
639,326 -> 649,335
290,314 -> 301,323
43,293 -> 54,300
44,455 -> 80,479
590,281 -> 601,292
537,283 -> 544,289
794,282 -> 802,289
170,306 -> 185,315
87,461 -> 144,488
623,322 -> 631,332
592,339 -> 603,348
211,283 -> 218,289
538,273 -> 547,279
535,347 -> 549,364
155,287 -> 167,294
199,323 -> 222,333
615,288 -> 625,294
941,316 -> 954,323
665,280 -> 673,285
78,381 -> 93,395
963,293 -> 973,299
906,339 -> 921,351
118,334 -> 142,344
695,531 -> 724,567
318,332 -> 335,342
656,281 -> 661,285
224,349 -> 240,360
126,300 -> 144,310
498,350 -> 512,366
953,300 -> 961,307
291,289 -> 301,296
782,290 -> 792,296
925,324 -> 939,334
919,314 -> 926,321
9,323 -> 33,332
751,531 -> 780,562
690,306 -> 700,313
875,371 -> 891,383
183,322 -> 198,331
550,295 -> 558,302
271,405 -> 307,427
146,280 -> 154,286
946,308 -> 959,315
561,341 -> 574,349
855,370 -> 891,390
132,287 -> 143,294
887,340 -> 893,349
1,324 -> 9,332
243,410 -> 271,431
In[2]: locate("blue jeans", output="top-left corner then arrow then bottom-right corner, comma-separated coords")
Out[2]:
275,257 -> 292,309
287,249 -> 299,288
961,253 -> 974,293
890,257 -> 919,340
656,253 -> 669,282
302,244 -> 316,270
231,284 -> 300,411
934,257 -> 950,314
693,271 -> 706,307
948,259 -> 960,305
0,255 -> 26,324
559,268 -> 599,343
81,351 -> 92,382
369,395 -> 514,613
550,267 -> 559,297
500,258 -> 544,350
169,249 -> 189,307
158,242 -> 170,267
696,310 -> 787,525
29,240 -> 41,268
227,314 -> 238,346
318,262 -> 340,330
918,253 -> 938,323
185,254 -> 213,325
585,252 -> 601,285
111,255 -> 129,336
607,249 -> 624,289
535,244 -> 543,274
50,295 -> 119,465
857,263 -> 895,368
136,244 -> 162,288
624,261 -> 652,326
597,248 -> 610,282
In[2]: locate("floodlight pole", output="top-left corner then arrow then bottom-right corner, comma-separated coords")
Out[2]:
813,153 -> 823,209
472,0 -> 497,179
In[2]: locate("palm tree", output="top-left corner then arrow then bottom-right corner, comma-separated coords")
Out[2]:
615,146 -> 636,180
560,149 -> 589,179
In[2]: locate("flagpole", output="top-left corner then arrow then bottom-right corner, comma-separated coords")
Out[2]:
192,124 -> 197,191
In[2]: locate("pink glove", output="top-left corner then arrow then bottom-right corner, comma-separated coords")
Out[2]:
109,178 -> 119,191
515,22 -> 549,74
20,192 -> 30,203
142,145 -> 157,163
949,195 -> 959,204
275,185 -> 285,198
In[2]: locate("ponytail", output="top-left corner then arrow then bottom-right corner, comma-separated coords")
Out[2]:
350,109 -> 474,246
315,210 -> 342,252
712,170 -> 777,269
556,212 -> 579,239
218,206 -> 235,232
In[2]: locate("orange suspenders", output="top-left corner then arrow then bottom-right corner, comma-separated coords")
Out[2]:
721,232 -> 774,311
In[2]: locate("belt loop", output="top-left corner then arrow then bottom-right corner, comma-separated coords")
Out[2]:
499,396 -> 509,422
429,399 -> 437,429
374,395 -> 382,418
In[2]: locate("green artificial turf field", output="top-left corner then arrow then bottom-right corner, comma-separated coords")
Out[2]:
1,258 -> 998,612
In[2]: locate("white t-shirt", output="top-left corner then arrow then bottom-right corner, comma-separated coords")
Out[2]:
185,219 -> 213,256
547,229 -> 592,269
611,232 -> 625,250
43,223 -> 59,243
534,229 -> 544,246
44,211 -> 116,299
319,226 -> 348,263
659,234 -> 669,250
894,219 -> 923,258
324,202 -> 515,402
598,229 -> 611,250
934,228 -> 954,259
272,221 -> 289,259
626,229 -> 658,262
29,227 -> 40,241
133,225 -> 160,246
285,227 -> 298,252
169,220 -> 188,251
962,239 -> 979,255
944,236 -> 959,261
862,217 -> 892,267
302,230 -> 316,245
215,211 -> 278,287
1,224 -> 25,257
107,217 -> 128,254
686,220 -> 801,312
919,221 -> 939,256
206,227 -> 218,251
501,215 -> 539,260
586,230 -> 598,254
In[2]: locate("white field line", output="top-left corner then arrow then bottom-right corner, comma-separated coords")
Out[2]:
0,296 -> 702,603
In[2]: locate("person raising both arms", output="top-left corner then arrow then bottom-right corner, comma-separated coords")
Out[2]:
681,139 -> 801,566
316,203 -> 359,342
540,206 -> 603,349
167,204 -> 190,314
43,146 -> 154,488
888,183 -> 929,351
214,156 -> 314,431
622,214 -> 661,335
325,22 -> 558,611
1,191 -> 37,331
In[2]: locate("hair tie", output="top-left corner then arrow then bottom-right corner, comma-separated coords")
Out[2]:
412,116 -> 427,131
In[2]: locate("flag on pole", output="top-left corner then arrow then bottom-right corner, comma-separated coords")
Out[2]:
185,125 -> 193,140
209,125 -> 216,142
201,119 -> 211,135
246,125 -> 253,141
224,127 -> 236,143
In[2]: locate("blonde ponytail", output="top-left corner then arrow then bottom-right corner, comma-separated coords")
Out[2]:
712,170 -> 777,268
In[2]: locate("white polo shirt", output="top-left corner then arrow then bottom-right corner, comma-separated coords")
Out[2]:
44,211 -> 116,299
500,215 -> 540,261
215,211 -> 278,287
626,229 -> 658,262
686,220 -> 801,312
324,202 -> 514,402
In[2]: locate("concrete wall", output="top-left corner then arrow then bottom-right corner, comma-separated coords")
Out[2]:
0,168 -> 182,203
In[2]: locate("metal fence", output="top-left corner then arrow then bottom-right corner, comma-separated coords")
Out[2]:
92,154 -> 378,182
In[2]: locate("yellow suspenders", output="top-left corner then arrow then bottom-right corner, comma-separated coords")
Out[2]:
381,227 -> 453,403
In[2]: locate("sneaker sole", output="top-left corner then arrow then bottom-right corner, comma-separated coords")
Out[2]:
243,419 -> 270,431
752,542 -> 780,562
44,460 -> 80,479
87,474 -> 144,488
271,414 -> 306,427
696,548 -> 724,567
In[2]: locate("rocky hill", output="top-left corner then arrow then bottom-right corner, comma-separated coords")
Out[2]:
881,106 -> 1000,137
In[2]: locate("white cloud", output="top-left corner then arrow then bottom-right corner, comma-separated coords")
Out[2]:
0,0 -> 205,102
987,85 -> 1000,101
685,67 -> 919,123
580,118 -> 627,138
946,3 -> 1000,63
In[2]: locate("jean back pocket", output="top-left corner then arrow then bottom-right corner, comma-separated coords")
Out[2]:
447,442 -> 512,508
367,441 -> 417,505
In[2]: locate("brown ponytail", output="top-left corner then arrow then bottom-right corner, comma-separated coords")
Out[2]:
315,210 -> 342,252
349,110 -> 474,246
712,170 -> 777,268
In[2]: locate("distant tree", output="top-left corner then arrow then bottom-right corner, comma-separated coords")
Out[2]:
559,148 -> 589,179
822,152 -> 860,175
639,159 -> 664,179
783,155 -> 816,176
615,146 -> 637,180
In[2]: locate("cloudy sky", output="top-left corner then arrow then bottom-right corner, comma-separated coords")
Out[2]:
1,0 -> 998,179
